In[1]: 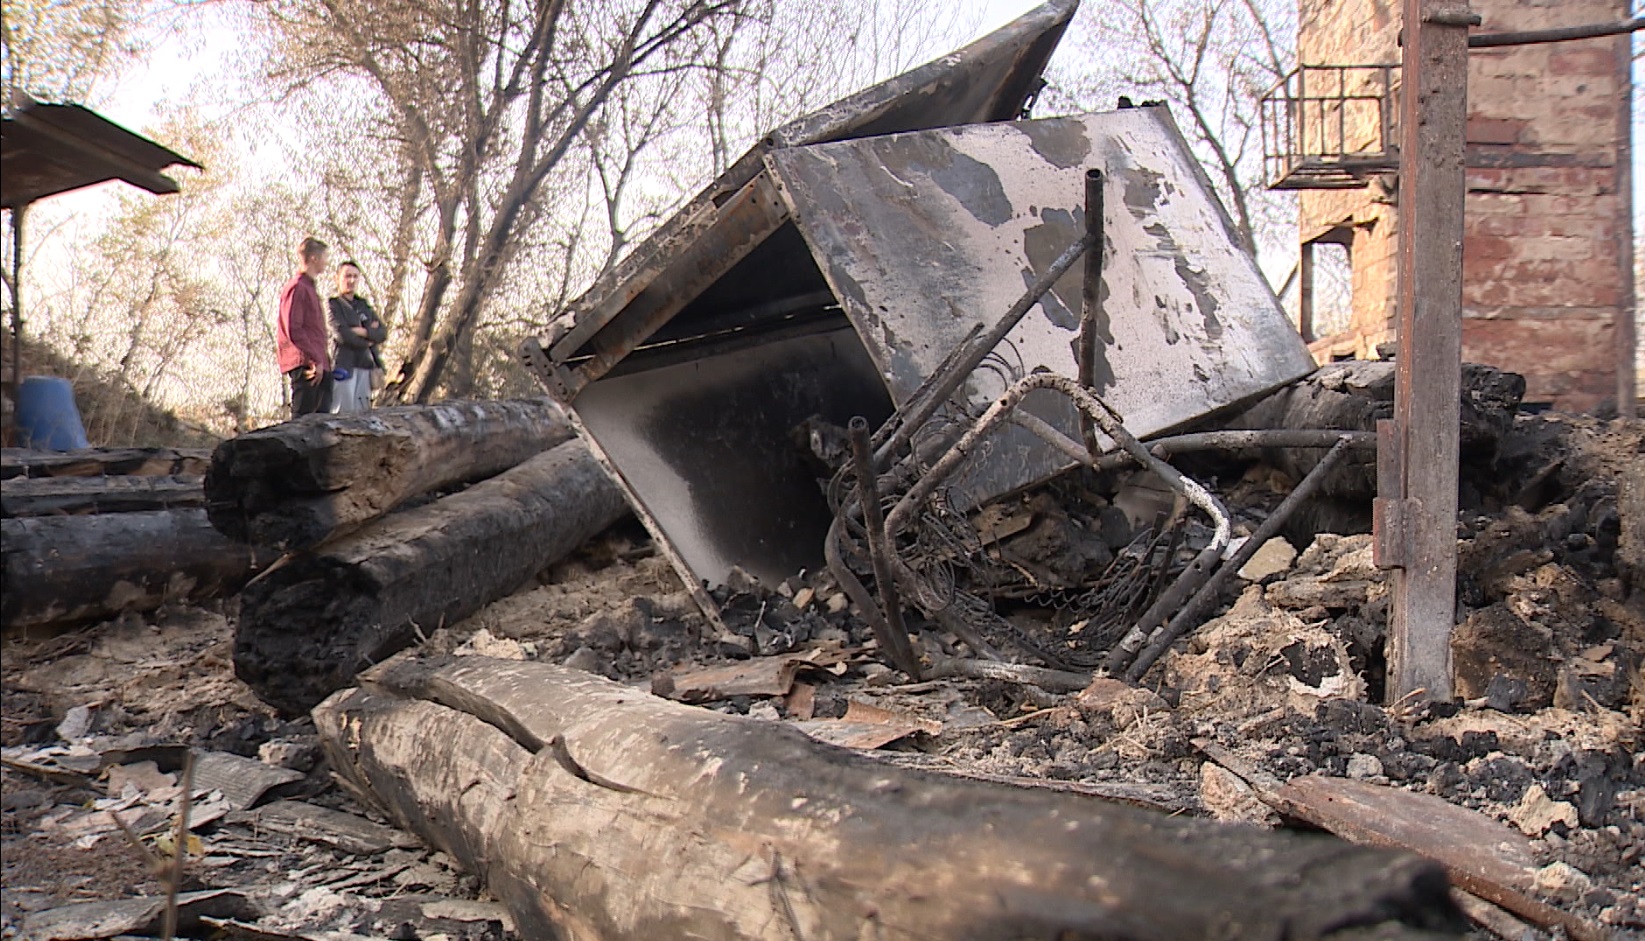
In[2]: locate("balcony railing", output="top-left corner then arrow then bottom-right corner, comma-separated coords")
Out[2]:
1260,64 -> 1400,190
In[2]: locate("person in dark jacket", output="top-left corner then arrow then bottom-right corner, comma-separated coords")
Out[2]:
277,237 -> 332,417
327,261 -> 387,413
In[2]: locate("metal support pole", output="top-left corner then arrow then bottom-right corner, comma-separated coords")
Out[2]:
847,416 -> 922,679
1125,437 -> 1356,682
1380,0 -> 1473,702
1299,238 -> 1317,342
1078,169 -> 1106,454
7,206 -> 23,400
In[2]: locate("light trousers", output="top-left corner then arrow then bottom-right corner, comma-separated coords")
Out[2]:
328,369 -> 374,413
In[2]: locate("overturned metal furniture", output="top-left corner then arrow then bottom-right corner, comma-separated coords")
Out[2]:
522,0 -> 1315,629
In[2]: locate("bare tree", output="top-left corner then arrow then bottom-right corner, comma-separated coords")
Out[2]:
255,0 -> 745,404
0,0 -> 143,101
1048,0 -> 1295,258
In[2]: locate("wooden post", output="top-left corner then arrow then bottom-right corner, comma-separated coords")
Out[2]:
1616,22 -> 1637,419
1382,0 -> 1474,701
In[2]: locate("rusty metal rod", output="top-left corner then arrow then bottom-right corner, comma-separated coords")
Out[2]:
884,374 -> 1230,555
1122,436 -> 1356,682
872,233 -> 1093,468
1091,429 -> 1376,471
825,519 -> 920,678
1077,168 -> 1106,455
1468,17 -> 1641,47
1101,541 -> 1225,676
847,417 -> 922,679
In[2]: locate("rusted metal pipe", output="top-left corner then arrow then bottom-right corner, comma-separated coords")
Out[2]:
1078,168 -> 1106,454
1468,17 -> 1642,47
872,233 -> 1093,468
1122,436 -> 1357,682
847,417 -> 922,679
1090,429 -> 1376,471
1101,541 -> 1225,676
824,519 -> 919,678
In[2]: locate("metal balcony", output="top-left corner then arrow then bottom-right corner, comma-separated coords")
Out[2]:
1260,65 -> 1400,190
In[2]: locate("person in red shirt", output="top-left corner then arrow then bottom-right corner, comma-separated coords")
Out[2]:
277,237 -> 333,418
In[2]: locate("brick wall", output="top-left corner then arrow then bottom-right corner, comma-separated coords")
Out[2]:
1294,0 -> 1634,412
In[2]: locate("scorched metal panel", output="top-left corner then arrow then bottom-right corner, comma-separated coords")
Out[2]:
766,107 -> 1318,501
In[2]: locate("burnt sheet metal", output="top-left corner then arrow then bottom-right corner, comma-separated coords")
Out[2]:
2,95 -> 201,210
765,107 -> 1318,504
524,0 -> 1078,396
519,0 -> 1081,594
574,323 -> 892,587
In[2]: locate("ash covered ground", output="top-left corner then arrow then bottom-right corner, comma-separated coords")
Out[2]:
4,410 -> 1642,940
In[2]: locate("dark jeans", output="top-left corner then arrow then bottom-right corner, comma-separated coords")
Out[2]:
288,368 -> 334,418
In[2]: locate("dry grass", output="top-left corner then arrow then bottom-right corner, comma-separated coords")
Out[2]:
1,339 -> 220,449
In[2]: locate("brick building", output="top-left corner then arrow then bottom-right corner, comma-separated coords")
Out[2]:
1268,0 -> 1636,412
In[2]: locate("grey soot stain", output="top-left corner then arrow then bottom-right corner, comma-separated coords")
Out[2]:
1122,166 -> 1167,214
1020,207 -> 1081,331
1140,219 -> 1224,343
876,135 -> 1014,228
1015,118 -> 1093,170
931,149 -> 1014,227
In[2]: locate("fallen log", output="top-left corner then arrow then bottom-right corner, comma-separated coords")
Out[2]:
315,655 -> 1463,941
2,508 -> 264,633
235,441 -> 628,714
1214,361 -> 1524,497
0,446 -> 212,480
205,398 -> 574,550
1,474 -> 204,517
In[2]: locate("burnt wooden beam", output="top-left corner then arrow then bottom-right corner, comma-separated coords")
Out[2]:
1,474 -> 203,517
234,441 -> 627,714
315,654 -> 1468,941
1381,0 -> 1472,702
205,398 -> 573,551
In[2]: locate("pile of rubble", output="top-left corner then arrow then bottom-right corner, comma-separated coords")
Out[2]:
423,408 -> 1642,937
4,405 -> 1640,940
6,2 -> 1644,937
1,608 -> 513,940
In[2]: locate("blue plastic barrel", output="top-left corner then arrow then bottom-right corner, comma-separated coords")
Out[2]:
16,376 -> 90,450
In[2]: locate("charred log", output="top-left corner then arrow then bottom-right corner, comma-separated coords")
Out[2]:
1,474 -> 204,517
1215,361 -> 1524,498
0,447 -> 211,480
234,442 -> 628,714
315,655 -> 1464,941
205,398 -> 574,550
2,509 -> 263,632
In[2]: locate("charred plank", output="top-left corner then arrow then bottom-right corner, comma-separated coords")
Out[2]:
1,474 -> 203,517
0,446 -> 211,480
